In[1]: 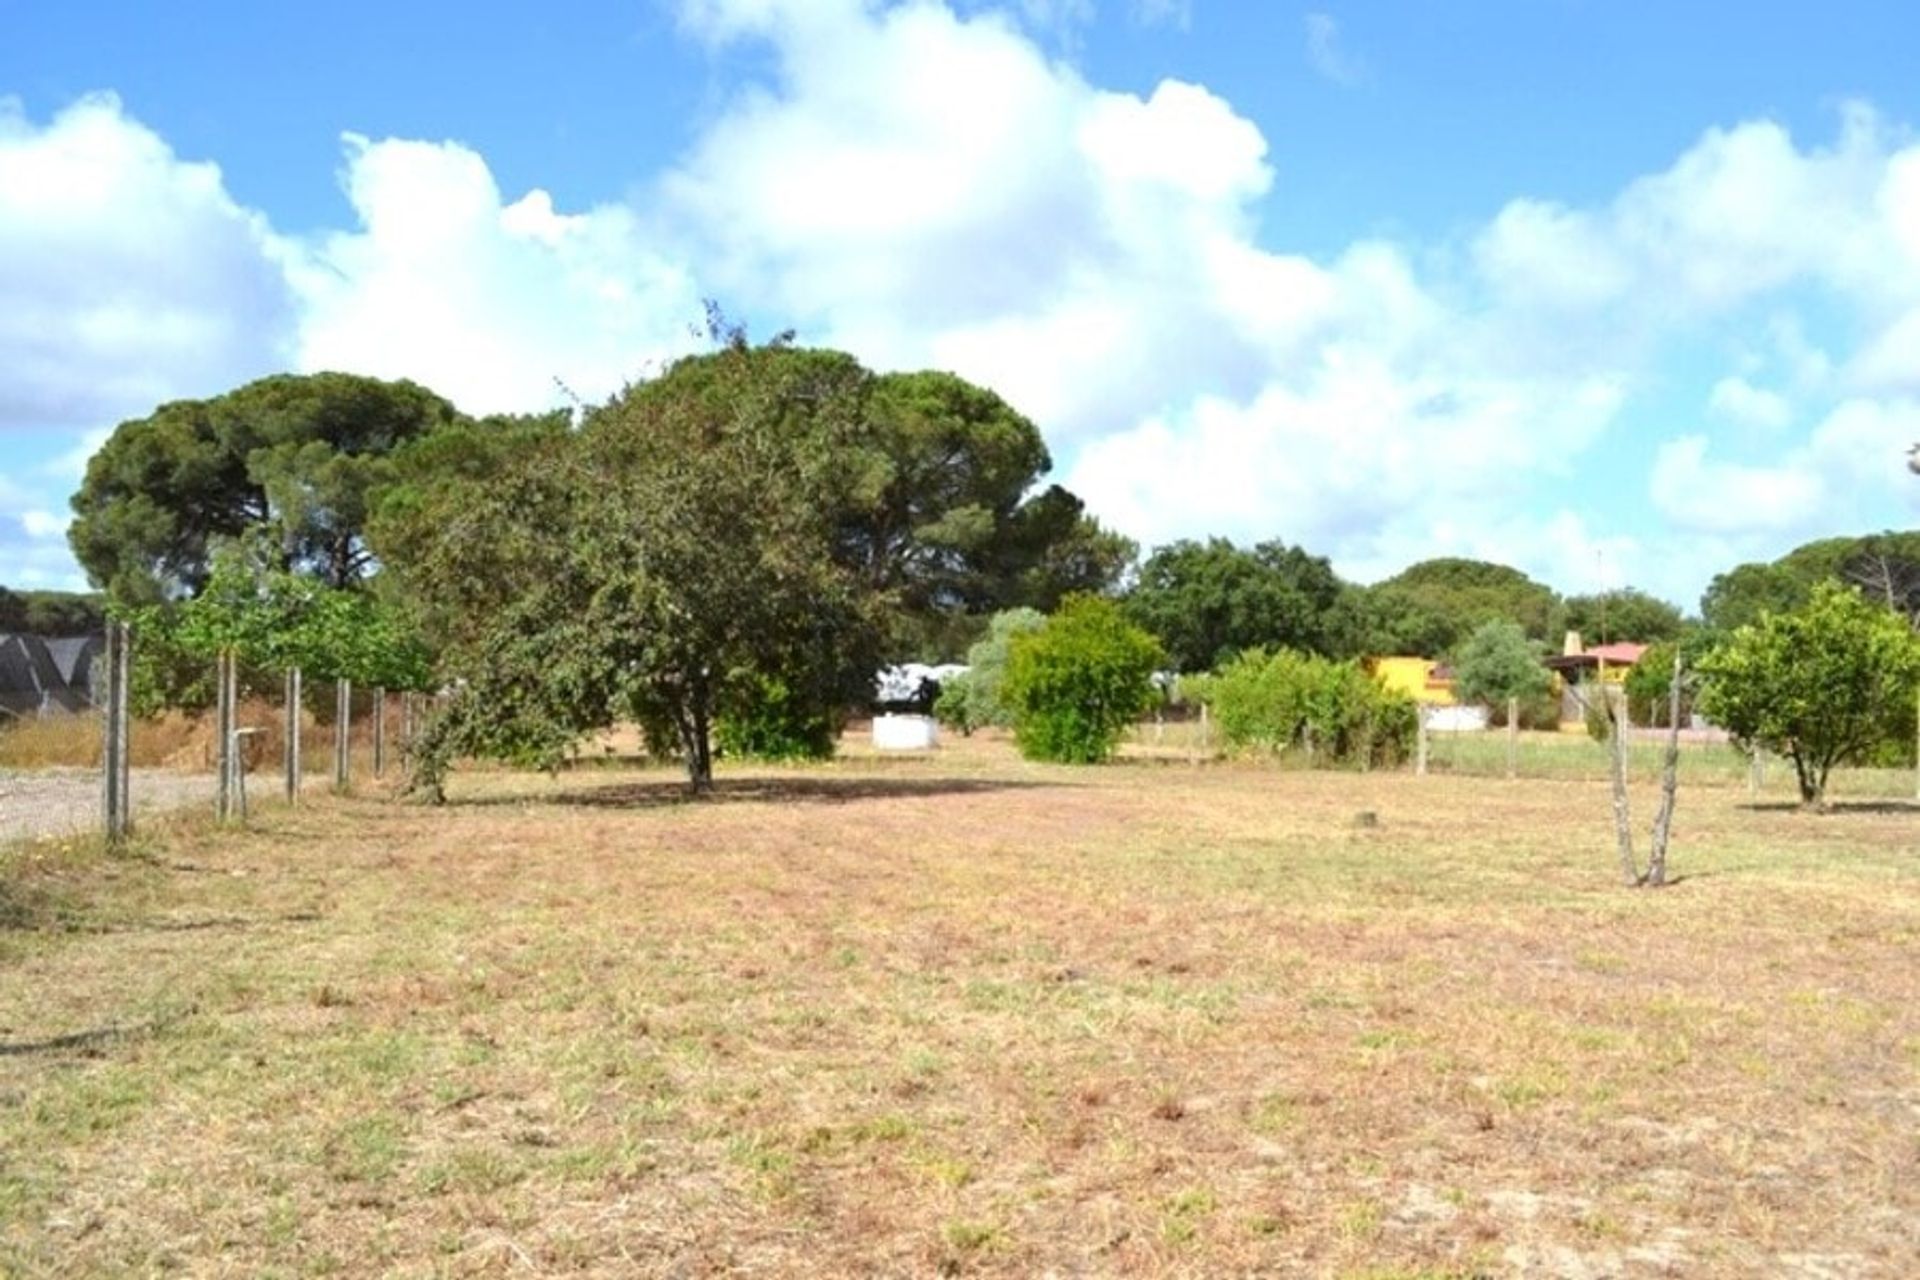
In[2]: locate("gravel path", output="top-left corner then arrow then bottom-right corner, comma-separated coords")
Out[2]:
0,769 -> 216,844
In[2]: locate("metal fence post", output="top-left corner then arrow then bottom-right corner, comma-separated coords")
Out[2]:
334,678 -> 351,792
100,619 -> 131,845
373,686 -> 386,777
214,649 -> 234,822
285,666 -> 302,806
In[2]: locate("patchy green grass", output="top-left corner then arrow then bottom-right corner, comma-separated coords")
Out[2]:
3,736 -> 1918,1275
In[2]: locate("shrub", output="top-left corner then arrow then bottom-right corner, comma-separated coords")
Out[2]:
933,674 -> 979,736
1003,596 -> 1162,764
1200,648 -> 1417,767
715,674 -> 840,762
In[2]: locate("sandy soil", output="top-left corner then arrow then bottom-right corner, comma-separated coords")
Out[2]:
0,768 -> 216,843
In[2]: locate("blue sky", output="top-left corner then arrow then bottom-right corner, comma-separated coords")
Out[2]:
5,0 -> 1920,607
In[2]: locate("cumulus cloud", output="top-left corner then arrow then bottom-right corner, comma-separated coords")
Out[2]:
11,2 -> 1920,602
1707,376 -> 1793,431
0,93 -> 295,432
286,135 -> 704,414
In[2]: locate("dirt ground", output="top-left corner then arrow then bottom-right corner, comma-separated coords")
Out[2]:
0,769 -> 216,845
2,741 -> 1918,1277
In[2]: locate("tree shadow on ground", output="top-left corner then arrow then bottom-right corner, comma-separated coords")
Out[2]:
469,774 -> 1064,811
1741,799 -> 1920,815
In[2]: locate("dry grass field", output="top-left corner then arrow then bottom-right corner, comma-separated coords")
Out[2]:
3,735 -> 1918,1277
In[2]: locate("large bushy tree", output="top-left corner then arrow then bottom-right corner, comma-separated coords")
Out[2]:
391,343 -> 893,793
1701,531 -> 1920,633
1124,537 -> 1344,671
1696,582 -> 1920,807
1561,588 -> 1686,645
841,370 -> 1132,658
1359,558 -> 1563,655
70,372 -> 459,602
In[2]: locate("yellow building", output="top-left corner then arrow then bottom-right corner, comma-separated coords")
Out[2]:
1368,656 -> 1458,706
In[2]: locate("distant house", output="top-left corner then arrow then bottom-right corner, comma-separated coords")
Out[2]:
1368,655 -> 1488,730
1369,655 -> 1459,706
1542,632 -> 1648,723
0,632 -> 103,719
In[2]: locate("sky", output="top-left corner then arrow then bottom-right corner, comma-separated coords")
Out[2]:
4,0 -> 1920,610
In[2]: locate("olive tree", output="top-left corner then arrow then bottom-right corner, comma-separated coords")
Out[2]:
1451,619 -> 1551,778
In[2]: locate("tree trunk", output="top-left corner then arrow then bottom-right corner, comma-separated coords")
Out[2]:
1645,652 -> 1684,887
1606,688 -> 1639,886
679,685 -> 714,794
1792,751 -> 1822,809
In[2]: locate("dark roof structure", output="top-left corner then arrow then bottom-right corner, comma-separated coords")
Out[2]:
0,633 -> 101,718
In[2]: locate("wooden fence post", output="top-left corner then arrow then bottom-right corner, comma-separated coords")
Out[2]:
1415,705 -> 1429,777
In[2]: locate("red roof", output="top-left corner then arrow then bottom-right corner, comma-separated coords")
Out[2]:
1586,642 -> 1648,665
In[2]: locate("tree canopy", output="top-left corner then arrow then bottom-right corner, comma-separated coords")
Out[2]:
392,344 -> 894,792
1700,530 -> 1920,632
1451,619 -> 1551,707
1123,537 -> 1344,672
1359,558 -> 1563,655
70,372 -> 459,602
1696,581 -> 1920,806
0,588 -> 105,636
840,369 -> 1132,657
1561,588 -> 1686,645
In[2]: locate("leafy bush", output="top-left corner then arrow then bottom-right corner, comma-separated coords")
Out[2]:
1003,596 -> 1162,763
1200,648 -> 1417,767
933,673 -> 979,736
715,674 -> 840,762
1697,581 -> 1920,805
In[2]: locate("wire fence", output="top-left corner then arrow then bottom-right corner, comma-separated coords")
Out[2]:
1,623 -> 434,848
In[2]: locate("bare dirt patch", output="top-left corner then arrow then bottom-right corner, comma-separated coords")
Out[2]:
0,768 -> 214,844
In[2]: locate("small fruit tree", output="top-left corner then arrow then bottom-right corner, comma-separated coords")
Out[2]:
1697,581 -> 1920,808
1003,596 -> 1162,764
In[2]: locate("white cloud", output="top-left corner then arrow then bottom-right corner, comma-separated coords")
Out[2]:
1650,399 -> 1920,537
1707,376 -> 1792,431
1650,436 -> 1824,535
0,93 -> 295,432
1304,13 -> 1364,87
10,4 -> 1920,605
286,134 -> 704,414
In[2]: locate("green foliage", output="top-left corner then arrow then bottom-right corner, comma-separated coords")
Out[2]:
117,536 -> 432,717
1198,649 -> 1417,767
1561,588 -> 1686,645
0,588 -> 106,636
1367,558 -> 1563,651
1699,561 -> 1811,633
716,674 -> 840,762
390,343 -> 891,794
933,674 -> 980,736
1451,620 -> 1551,708
946,607 -> 1044,732
70,372 -> 459,602
1696,582 -> 1920,805
1621,635 -> 1712,726
1003,596 -> 1162,764
1700,530 -> 1920,633
832,370 -> 1132,658
1124,538 -> 1344,671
